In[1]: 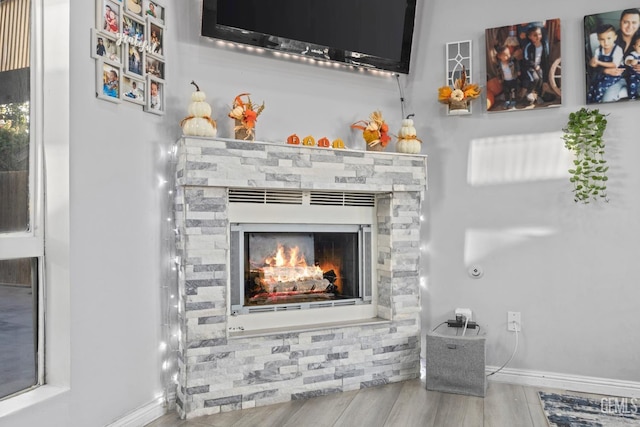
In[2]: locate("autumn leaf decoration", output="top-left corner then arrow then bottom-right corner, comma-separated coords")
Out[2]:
228,93 -> 265,140
351,111 -> 391,149
437,67 -> 481,108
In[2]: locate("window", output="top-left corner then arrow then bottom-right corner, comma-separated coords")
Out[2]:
0,0 -> 43,400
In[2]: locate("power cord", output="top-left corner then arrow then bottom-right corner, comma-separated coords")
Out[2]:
486,320 -> 519,377
431,321 -> 447,332
395,73 -> 406,119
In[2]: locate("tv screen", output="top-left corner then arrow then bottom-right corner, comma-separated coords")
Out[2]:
201,0 -> 417,74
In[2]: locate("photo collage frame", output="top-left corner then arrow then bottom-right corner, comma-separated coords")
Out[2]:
93,0 -> 166,114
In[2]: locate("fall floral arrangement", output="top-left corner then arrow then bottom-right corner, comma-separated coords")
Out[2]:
437,68 -> 481,111
351,110 -> 391,151
228,93 -> 265,140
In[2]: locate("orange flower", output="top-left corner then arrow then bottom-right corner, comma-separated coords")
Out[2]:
229,93 -> 265,140
243,109 -> 257,128
464,84 -> 481,99
438,86 -> 453,103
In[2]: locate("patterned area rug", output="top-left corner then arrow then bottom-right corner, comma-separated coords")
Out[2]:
539,392 -> 640,426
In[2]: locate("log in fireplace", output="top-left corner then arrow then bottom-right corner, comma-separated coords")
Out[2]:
231,224 -> 372,314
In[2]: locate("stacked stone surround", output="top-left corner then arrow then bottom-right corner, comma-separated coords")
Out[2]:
174,137 -> 427,419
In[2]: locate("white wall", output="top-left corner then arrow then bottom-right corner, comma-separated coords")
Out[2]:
2,0 -> 640,425
419,1 -> 640,383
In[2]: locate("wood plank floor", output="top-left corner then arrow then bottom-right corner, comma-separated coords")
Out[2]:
145,379 -> 563,427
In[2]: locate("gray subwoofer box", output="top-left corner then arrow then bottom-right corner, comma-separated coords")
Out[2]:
425,332 -> 486,397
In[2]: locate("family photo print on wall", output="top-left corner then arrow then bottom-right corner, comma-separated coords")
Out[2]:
584,8 -> 640,104
485,19 -> 562,113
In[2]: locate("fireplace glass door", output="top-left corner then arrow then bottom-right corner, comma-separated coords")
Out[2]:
231,224 -> 371,313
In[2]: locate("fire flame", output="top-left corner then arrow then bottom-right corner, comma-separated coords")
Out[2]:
265,244 -> 309,268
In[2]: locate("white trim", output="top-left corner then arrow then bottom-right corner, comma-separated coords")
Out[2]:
486,366 -> 640,398
0,385 -> 69,419
105,397 -> 167,427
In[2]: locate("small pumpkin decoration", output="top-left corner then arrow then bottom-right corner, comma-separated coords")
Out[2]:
287,134 -> 300,145
180,81 -> 217,137
302,135 -> 315,146
317,137 -> 330,148
396,114 -> 422,154
332,138 -> 345,149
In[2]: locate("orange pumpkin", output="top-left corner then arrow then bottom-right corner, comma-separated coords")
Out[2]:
287,134 -> 300,145
317,137 -> 330,148
487,77 -> 503,96
332,138 -> 345,149
487,91 -> 495,110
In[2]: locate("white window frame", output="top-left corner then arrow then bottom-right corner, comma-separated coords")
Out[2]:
0,0 -> 45,395
0,0 -> 71,416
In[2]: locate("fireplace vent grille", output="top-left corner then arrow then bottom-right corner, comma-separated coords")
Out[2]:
228,189 -> 303,204
228,189 -> 376,207
243,299 -> 362,314
310,191 -> 375,207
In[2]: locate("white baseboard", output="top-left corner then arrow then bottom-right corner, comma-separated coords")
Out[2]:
106,397 -> 167,427
486,366 -> 640,398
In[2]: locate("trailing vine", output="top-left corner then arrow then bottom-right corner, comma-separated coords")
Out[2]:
562,108 -> 609,203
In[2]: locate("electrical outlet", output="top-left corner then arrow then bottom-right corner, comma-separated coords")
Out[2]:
507,311 -> 521,332
455,308 -> 472,322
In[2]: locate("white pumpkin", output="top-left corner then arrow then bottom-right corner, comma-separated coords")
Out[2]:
188,98 -> 212,117
396,116 -> 421,154
182,81 -> 217,137
183,117 -> 217,137
190,91 -> 207,102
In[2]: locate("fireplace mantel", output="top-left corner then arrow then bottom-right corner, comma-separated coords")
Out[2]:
176,137 -> 427,192
174,137 -> 427,419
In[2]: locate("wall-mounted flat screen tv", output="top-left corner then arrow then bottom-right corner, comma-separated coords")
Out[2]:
201,0 -> 417,74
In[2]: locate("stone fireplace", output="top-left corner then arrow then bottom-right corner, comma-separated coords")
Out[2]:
174,137 -> 427,419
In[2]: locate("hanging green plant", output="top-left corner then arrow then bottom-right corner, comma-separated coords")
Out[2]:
562,108 -> 609,203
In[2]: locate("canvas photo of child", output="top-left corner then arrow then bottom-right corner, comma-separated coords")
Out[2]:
485,19 -> 562,112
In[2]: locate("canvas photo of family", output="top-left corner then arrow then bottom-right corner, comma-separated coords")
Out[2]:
584,8 -> 640,104
485,19 -> 562,112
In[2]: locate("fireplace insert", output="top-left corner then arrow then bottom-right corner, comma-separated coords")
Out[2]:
230,224 -> 372,314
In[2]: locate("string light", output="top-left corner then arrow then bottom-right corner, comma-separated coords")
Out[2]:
208,39 -> 395,77
159,139 -> 180,408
